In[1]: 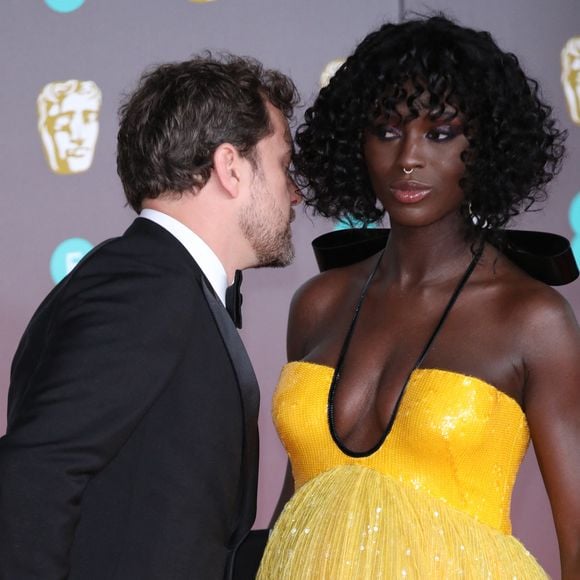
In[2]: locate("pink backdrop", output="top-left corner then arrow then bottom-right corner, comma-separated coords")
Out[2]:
1,2 -> 578,577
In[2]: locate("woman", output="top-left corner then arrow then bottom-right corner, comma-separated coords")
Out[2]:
257,15 -> 580,579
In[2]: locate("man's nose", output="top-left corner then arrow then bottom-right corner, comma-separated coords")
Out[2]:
290,184 -> 302,206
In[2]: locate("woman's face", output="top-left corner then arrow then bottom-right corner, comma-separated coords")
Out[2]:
363,96 -> 469,229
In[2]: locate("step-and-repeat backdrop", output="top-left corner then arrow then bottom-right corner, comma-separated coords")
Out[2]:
1,1 -> 578,576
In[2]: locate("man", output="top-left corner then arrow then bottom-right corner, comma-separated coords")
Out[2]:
0,55 -> 300,579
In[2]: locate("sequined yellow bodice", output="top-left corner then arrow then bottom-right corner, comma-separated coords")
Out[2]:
273,361 -> 530,535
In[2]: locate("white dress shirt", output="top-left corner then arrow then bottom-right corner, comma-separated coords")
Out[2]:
139,208 -> 228,306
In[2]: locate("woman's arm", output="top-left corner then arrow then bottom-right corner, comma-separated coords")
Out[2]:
522,290 -> 580,579
269,460 -> 295,528
269,270 -> 345,527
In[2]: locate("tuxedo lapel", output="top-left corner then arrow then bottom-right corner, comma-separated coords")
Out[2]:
129,218 -> 261,558
201,280 -> 260,547
201,279 -> 259,425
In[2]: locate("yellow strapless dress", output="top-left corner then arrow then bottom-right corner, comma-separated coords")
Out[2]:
257,361 -> 548,579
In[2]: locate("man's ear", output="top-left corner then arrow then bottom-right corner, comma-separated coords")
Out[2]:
212,143 -> 248,198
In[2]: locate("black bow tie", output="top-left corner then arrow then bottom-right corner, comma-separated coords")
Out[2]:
225,270 -> 243,329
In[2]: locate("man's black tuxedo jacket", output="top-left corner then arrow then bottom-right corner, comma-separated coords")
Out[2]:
0,218 -> 260,580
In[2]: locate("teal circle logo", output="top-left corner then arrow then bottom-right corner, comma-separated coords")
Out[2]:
570,192 -> 580,263
44,0 -> 85,13
50,238 -> 93,284
334,215 -> 380,231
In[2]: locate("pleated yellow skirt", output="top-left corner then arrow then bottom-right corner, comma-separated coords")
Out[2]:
258,465 -> 547,579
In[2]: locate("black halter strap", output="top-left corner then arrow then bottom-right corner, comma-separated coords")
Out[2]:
328,248 -> 483,458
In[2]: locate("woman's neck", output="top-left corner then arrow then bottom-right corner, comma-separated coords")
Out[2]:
380,219 -> 481,288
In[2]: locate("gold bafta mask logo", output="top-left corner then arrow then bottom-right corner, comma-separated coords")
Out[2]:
561,37 -> 580,125
320,59 -> 346,88
37,80 -> 102,174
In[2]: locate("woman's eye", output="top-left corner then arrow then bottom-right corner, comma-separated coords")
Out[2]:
427,125 -> 462,142
373,125 -> 401,140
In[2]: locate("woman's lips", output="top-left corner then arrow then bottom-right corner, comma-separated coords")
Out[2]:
389,180 -> 432,204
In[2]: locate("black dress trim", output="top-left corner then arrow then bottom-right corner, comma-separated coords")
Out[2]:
327,249 -> 482,458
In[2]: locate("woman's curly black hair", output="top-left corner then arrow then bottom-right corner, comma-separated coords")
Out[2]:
294,15 -> 566,239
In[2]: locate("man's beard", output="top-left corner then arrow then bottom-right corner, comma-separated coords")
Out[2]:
239,198 -> 295,268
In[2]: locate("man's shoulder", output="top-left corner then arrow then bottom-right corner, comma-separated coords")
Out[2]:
74,219 -> 199,277
47,222 -> 204,317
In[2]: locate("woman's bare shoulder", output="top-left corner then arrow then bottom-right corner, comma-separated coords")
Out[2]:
493,259 -> 580,374
481,248 -> 576,325
287,256 -> 379,360
498,259 -> 577,330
